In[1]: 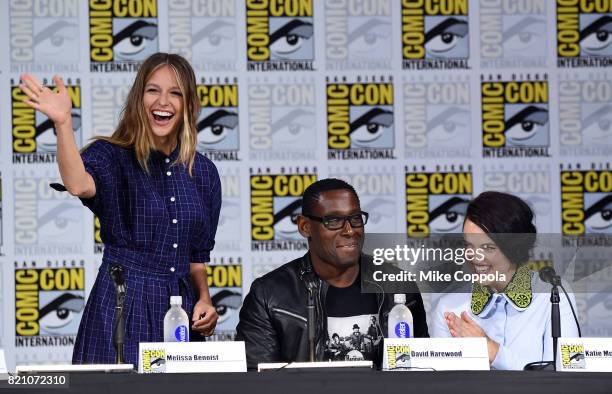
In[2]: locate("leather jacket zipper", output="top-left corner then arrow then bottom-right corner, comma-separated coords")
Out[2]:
272,307 -> 307,323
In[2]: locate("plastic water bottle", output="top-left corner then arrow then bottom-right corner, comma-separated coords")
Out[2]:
388,294 -> 413,338
164,296 -> 189,342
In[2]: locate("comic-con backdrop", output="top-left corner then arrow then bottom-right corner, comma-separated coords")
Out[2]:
0,0 -> 611,370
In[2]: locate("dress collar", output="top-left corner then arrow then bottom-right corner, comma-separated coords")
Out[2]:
150,142 -> 180,162
470,265 -> 533,316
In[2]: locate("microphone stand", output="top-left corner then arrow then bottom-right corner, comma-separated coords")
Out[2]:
550,283 -> 561,372
114,287 -> 126,364
307,288 -> 315,362
109,265 -> 127,365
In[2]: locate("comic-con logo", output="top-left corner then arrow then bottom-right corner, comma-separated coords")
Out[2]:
248,77 -> 317,160
481,76 -> 550,158
483,164 -> 552,232
94,215 -> 103,254
246,0 -> 314,71
557,0 -> 612,68
404,76 -> 471,158
327,76 -> 395,160
401,0 -> 469,70
91,78 -> 130,137
405,165 -> 473,236
560,164 -> 612,236
197,78 -> 239,161
89,0 -> 159,72
141,349 -> 166,373
325,0 -> 392,70
561,344 -> 586,369
480,0 -> 547,68
168,0 -> 237,71
332,169 -> 397,232
13,173 -> 84,255
559,75 -> 612,156
12,78 -> 82,164
207,259 -> 242,341
9,0 -> 80,72
216,170 -> 241,252
250,169 -> 316,251
386,345 -> 411,369
14,260 -> 85,347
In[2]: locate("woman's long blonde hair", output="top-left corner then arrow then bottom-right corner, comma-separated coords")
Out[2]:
95,53 -> 200,174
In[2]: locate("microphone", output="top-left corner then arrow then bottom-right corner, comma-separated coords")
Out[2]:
109,264 -> 126,294
539,267 -> 561,286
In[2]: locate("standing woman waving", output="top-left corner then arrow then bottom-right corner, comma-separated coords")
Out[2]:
20,53 -> 221,364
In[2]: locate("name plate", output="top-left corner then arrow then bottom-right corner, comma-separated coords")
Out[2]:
383,338 -> 489,371
558,338 -> 612,372
138,341 -> 246,373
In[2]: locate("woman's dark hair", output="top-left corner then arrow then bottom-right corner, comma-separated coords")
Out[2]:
465,191 -> 536,265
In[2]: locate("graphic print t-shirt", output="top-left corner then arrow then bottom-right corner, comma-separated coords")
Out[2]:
325,277 -> 383,362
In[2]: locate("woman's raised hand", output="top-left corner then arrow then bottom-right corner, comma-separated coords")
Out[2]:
20,74 -> 73,128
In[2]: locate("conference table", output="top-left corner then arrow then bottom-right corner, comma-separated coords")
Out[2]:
2,369 -> 612,394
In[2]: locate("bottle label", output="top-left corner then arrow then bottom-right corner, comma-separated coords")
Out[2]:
174,325 -> 189,342
394,322 -> 411,338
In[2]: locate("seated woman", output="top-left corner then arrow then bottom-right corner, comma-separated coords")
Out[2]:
431,191 -> 578,370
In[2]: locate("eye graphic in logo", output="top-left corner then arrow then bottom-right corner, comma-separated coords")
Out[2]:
580,15 -> 612,57
150,357 -> 166,370
362,197 -> 394,232
350,108 -> 394,148
197,109 -> 238,150
505,106 -> 549,146
36,110 -> 81,152
429,196 -> 469,233
425,17 -> 468,58
38,201 -> 82,241
211,289 -> 242,325
272,108 -> 315,148
34,20 -> 79,62
39,292 -> 85,335
113,20 -> 158,61
269,19 -> 314,60
524,195 -> 551,216
348,18 -> 392,59
427,106 -> 470,147
584,194 -> 612,233
582,104 -> 612,145
273,198 -> 302,240
502,16 -> 546,56
192,20 -> 236,58
217,199 -> 240,241
586,284 -> 612,328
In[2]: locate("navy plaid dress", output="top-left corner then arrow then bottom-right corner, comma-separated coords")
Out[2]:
72,140 -> 221,365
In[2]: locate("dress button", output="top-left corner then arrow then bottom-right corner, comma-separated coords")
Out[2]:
173,243 -> 178,248
166,171 -> 171,176
170,197 -> 175,202
172,219 -> 178,224
170,267 -> 175,272
165,158 -> 170,163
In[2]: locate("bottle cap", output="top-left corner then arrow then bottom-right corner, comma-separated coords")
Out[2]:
170,296 -> 182,306
394,294 -> 406,304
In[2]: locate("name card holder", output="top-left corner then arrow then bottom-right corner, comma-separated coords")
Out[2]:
139,341 -> 246,373
383,338 -> 489,371
258,360 -> 373,372
0,349 -> 7,376
557,338 -> 612,372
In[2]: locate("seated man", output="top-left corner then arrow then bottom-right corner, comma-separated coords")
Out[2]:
236,178 -> 428,369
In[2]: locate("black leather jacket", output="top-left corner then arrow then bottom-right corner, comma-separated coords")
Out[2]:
235,253 -> 429,370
